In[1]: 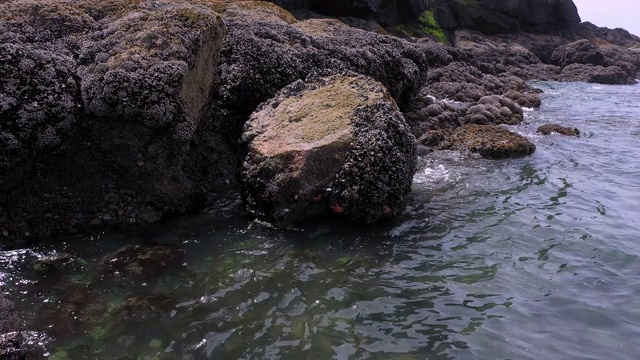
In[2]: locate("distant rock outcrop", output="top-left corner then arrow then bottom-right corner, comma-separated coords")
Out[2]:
271,0 -> 581,33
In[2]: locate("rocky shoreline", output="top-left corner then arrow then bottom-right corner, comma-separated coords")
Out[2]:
1,0 -> 640,242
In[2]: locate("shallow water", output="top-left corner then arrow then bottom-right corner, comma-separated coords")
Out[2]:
3,81 -> 640,359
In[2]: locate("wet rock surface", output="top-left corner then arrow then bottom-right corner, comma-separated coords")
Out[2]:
537,124 -> 581,137
242,73 -> 416,225
32,252 -> 75,273
422,125 -> 536,159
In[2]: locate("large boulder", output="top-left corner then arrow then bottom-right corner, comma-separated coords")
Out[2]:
241,73 -> 416,225
0,0 -> 227,239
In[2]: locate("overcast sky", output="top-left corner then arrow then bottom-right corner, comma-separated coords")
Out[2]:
573,0 -> 640,36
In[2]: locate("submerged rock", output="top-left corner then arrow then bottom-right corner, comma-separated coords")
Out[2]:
429,125 -> 535,159
537,124 -> 580,137
98,245 -> 185,279
242,73 -> 416,225
32,252 -> 75,272
108,294 -> 177,325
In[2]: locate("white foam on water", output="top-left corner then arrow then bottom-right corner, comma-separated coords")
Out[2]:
413,163 -> 450,184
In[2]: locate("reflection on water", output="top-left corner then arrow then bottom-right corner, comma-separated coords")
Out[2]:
2,82 -> 640,359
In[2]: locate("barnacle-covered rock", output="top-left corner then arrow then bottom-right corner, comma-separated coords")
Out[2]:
537,124 -> 580,137
433,125 -> 535,159
0,0 -> 226,239
241,73 -> 416,225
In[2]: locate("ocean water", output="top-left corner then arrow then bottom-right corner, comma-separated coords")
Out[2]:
2,81 -> 640,359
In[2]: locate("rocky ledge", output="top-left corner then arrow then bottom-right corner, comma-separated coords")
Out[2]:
1,0 -> 640,239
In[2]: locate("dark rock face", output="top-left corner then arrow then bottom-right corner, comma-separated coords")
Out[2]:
0,43 -> 80,173
242,73 -> 416,225
560,64 -> 634,85
218,4 -> 430,118
272,0 -> 430,26
449,0 -> 580,33
271,0 -> 581,33
452,27 -> 639,85
551,39 -> 607,67
537,124 -> 580,136
0,0 -> 227,239
549,39 -> 638,83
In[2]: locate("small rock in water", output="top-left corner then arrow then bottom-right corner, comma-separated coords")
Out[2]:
437,125 -> 536,159
536,124 -> 580,137
32,253 -> 75,272
416,144 -> 434,156
98,245 -> 186,280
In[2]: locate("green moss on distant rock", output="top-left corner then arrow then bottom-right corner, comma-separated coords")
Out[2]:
418,10 -> 449,44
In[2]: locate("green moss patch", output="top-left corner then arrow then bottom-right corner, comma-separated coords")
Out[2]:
418,10 -> 449,44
